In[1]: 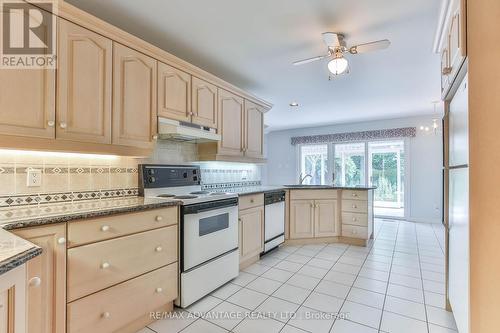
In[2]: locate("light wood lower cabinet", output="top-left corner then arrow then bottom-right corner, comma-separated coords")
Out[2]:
12,224 -> 67,333
0,289 -> 7,333
239,205 -> 264,263
57,19 -> 112,144
67,263 -> 177,333
289,199 -> 339,239
112,43 -> 157,149
289,200 -> 315,239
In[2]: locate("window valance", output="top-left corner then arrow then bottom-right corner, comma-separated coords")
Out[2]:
290,127 -> 416,145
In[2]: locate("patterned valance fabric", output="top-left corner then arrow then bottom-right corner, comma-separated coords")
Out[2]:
290,127 -> 416,145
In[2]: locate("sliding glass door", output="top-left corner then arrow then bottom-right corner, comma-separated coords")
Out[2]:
298,139 -> 406,218
333,143 -> 366,187
368,141 -> 405,218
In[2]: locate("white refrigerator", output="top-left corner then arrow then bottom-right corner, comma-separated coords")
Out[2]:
448,73 -> 469,333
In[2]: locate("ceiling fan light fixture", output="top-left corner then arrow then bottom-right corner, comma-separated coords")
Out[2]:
327,56 -> 349,75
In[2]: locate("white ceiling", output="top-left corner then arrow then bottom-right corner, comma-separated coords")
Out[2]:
66,0 -> 442,131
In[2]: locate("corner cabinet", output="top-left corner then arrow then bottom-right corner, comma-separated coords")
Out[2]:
112,43 -> 158,149
12,224 -> 67,333
57,19 -> 112,144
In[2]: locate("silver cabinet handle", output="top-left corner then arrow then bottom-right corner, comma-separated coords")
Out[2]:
155,215 -> 163,222
155,246 -> 163,252
352,193 -> 358,197
47,120 -> 55,127
28,276 -> 41,287
59,122 -> 67,129
101,312 -> 110,319
352,217 -> 357,222
352,204 -> 357,209
100,262 -> 110,269
101,225 -> 110,232
152,134 -> 159,140
57,237 -> 66,245
155,287 -> 163,293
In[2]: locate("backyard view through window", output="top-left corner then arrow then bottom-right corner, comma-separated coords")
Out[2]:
299,140 -> 405,217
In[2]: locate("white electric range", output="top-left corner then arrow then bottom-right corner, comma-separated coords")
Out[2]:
139,164 -> 239,308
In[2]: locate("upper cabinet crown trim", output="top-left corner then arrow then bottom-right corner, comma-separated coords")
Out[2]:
44,1 -> 272,111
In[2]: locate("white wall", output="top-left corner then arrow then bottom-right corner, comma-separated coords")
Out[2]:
264,115 -> 443,223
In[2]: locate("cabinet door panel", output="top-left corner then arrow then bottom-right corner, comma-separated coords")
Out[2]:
314,199 -> 338,237
13,224 -> 66,333
0,5 -> 54,139
57,19 -> 112,144
218,89 -> 244,156
289,200 -> 314,239
112,43 -> 157,149
239,207 -> 264,260
244,100 -> 264,158
448,0 -> 466,80
158,62 -> 191,122
192,77 -> 217,128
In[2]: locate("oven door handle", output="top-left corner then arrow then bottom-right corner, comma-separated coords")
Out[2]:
184,201 -> 238,215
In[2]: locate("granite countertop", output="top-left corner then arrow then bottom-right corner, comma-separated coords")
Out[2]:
216,186 -> 287,196
282,185 -> 377,190
0,228 -> 41,275
217,185 -> 376,195
0,196 -> 181,275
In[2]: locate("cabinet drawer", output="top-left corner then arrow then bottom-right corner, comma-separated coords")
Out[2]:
68,207 -> 177,247
342,199 -> 368,213
67,225 -> 177,302
290,190 -> 338,200
341,190 -> 368,201
342,225 -> 368,239
239,193 -> 264,210
67,263 -> 177,333
342,212 -> 368,227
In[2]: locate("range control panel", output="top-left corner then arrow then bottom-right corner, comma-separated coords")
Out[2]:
139,165 -> 200,189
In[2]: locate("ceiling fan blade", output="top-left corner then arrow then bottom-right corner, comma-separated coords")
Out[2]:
349,39 -> 391,54
293,55 -> 328,66
322,32 -> 340,47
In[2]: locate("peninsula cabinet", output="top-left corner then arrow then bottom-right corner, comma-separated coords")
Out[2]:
12,224 -> 67,333
157,62 -> 191,123
112,43 -> 158,149
289,190 -> 339,239
57,19 -> 113,144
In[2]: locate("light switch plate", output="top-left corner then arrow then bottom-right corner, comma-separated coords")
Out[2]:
27,168 -> 42,187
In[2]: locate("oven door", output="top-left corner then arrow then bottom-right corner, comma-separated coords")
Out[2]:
182,199 -> 238,271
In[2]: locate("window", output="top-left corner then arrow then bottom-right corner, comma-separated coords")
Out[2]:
299,144 -> 328,185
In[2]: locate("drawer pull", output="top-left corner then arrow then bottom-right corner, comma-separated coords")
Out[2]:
156,287 -> 163,293
352,193 -> 358,197
101,312 -> 111,319
352,204 -> 357,209
155,215 -> 163,222
28,276 -> 41,287
352,217 -> 357,222
315,204 -> 319,208
155,246 -> 163,252
57,237 -> 66,245
100,225 -> 110,232
100,262 -> 110,269
250,199 -> 254,203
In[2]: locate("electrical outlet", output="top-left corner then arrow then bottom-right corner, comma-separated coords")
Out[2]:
27,168 -> 42,187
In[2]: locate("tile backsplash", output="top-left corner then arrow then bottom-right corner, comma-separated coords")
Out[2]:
0,140 -> 263,202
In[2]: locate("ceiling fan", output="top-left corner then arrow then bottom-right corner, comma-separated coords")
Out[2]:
293,32 -> 391,77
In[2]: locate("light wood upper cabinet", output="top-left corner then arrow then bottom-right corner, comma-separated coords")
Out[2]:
112,43 -> 157,149
314,199 -> 339,237
192,77 -> 218,129
244,100 -> 264,159
239,206 -> 264,262
158,62 -> 191,122
447,0 -> 466,80
57,19 -> 112,144
13,224 -> 67,333
289,200 -> 315,239
0,6 -> 55,140
218,89 -> 244,157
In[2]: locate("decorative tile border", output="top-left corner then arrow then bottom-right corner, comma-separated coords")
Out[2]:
203,181 -> 262,190
290,127 -> 417,145
0,188 -> 139,208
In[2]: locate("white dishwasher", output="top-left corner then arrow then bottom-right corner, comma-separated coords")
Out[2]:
263,191 -> 286,254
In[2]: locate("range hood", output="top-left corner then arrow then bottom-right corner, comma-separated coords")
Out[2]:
157,117 -> 221,142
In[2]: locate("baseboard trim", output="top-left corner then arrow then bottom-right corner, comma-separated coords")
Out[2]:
406,217 -> 443,224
